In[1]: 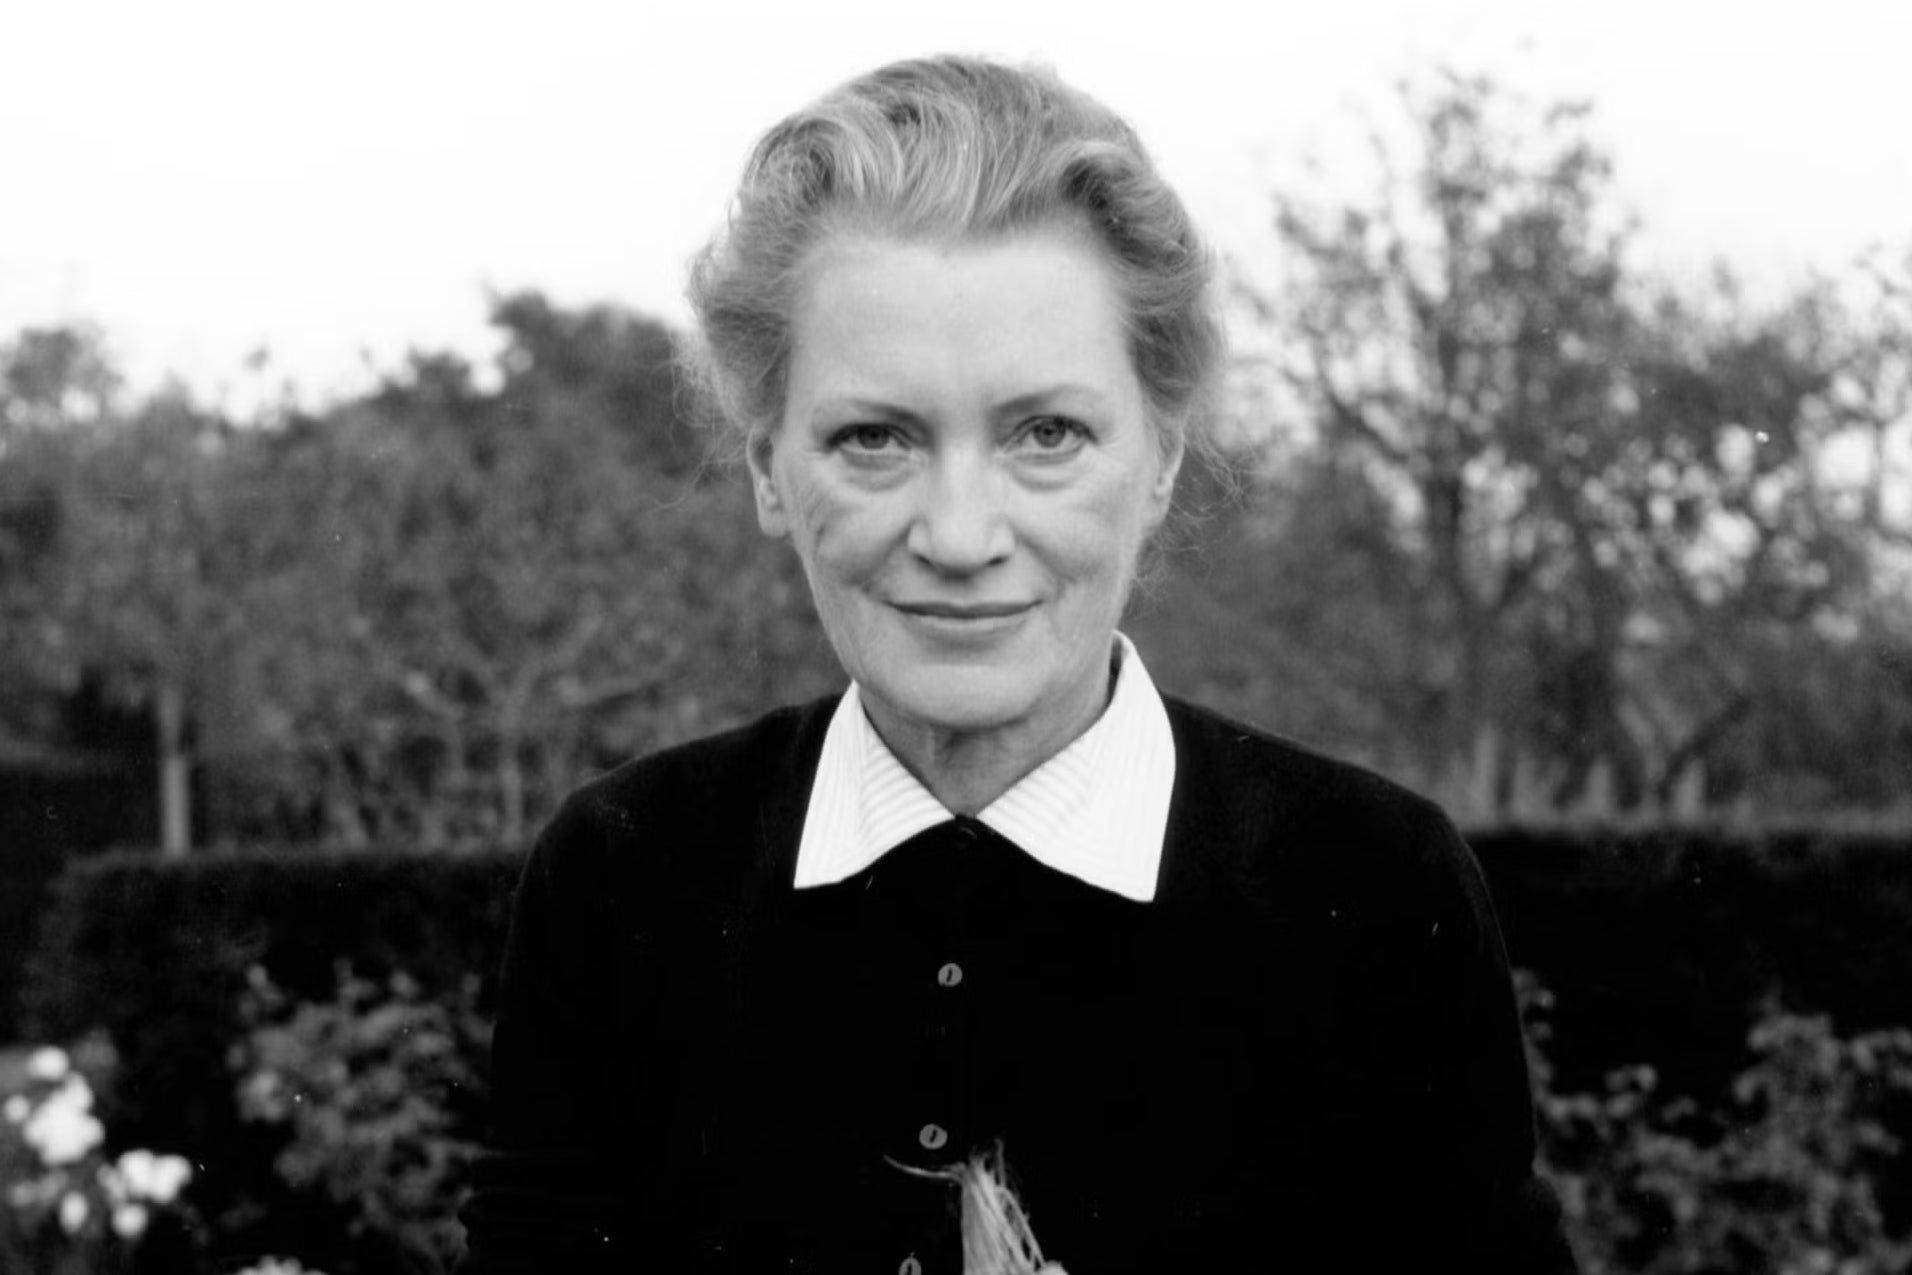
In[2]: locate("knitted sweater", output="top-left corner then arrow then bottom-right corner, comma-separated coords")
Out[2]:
459,695 -> 1577,1274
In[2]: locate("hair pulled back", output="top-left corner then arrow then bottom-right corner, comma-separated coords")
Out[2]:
685,54 -> 1224,458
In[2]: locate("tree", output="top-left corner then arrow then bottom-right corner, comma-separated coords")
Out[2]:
215,293 -> 836,849
1,325 -> 118,439
1611,276 -> 1911,807
1232,71 -> 1912,813
2,297 -> 843,853
2,330 -> 240,855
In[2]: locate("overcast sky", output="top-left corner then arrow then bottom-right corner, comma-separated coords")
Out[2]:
3,0 -> 1908,407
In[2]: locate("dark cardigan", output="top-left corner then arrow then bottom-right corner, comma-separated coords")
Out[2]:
459,695 -> 1577,1274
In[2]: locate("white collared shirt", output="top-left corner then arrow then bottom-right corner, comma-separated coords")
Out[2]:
792,633 -> 1177,903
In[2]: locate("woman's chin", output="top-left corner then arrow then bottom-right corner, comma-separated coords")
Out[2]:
863,670 -> 1049,742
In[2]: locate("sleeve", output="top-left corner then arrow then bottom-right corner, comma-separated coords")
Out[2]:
1431,815 -> 1581,1275
458,794 -> 631,1274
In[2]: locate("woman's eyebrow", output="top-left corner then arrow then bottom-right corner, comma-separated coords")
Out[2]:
805,385 -> 1112,426
996,384 -> 1113,415
807,396 -> 926,425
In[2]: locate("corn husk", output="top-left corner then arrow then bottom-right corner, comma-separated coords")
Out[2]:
891,1146 -> 1063,1275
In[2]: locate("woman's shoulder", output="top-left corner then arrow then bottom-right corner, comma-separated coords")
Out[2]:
526,694 -> 840,872
1159,696 -> 1484,912
583,695 -> 835,804
1163,695 -> 1450,828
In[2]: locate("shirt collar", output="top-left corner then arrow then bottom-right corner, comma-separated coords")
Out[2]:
792,633 -> 1177,903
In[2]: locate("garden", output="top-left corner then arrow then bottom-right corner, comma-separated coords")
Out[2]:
4,828 -> 1911,1273
4,65 -> 1910,1275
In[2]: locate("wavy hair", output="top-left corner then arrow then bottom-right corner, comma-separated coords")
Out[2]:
685,54 -> 1224,465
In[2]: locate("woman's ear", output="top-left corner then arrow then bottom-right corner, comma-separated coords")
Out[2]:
745,428 -> 790,538
1145,425 -> 1187,530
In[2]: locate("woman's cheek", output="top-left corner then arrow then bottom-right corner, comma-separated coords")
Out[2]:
775,462 -> 840,544
795,478 -> 895,578
1057,474 -> 1151,573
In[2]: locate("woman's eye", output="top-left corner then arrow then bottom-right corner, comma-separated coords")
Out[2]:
836,424 -> 901,453
1018,416 -> 1087,453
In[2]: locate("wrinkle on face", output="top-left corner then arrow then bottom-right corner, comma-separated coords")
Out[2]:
748,225 -> 1179,811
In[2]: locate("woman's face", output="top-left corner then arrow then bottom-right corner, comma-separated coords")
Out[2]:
749,224 -> 1181,757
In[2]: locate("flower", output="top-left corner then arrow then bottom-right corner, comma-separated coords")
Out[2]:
103,1148 -> 194,1204
3,1094 -> 28,1123
233,1259 -> 327,1275
111,1202 -> 150,1239
22,1075 -> 104,1166
58,1189 -> 89,1235
25,1047 -> 70,1082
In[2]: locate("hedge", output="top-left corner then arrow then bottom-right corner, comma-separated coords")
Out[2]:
1472,825 -> 1912,1096
15,825 -> 1912,1234
20,846 -> 521,1227
0,763 -> 143,1044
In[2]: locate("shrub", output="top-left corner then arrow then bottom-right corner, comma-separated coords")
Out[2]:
1,1039 -> 201,1275
1524,973 -> 1912,1274
21,848 -> 519,1170
20,833 -> 1912,1272
0,762 -> 148,1046
229,966 -> 490,1275
1479,827 -> 1912,1097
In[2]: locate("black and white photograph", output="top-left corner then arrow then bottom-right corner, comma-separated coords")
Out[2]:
2,2 -> 1909,1272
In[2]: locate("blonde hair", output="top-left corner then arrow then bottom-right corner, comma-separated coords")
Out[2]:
685,54 -> 1223,463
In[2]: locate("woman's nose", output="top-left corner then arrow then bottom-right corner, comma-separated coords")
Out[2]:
906,453 -> 1013,573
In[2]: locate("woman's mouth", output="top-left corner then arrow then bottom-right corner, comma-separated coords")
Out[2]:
894,601 -> 1033,619
891,599 -> 1036,637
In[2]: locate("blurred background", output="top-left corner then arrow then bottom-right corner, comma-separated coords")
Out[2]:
3,2 -> 1910,1272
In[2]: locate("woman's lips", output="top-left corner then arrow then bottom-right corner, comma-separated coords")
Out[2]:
891,600 -> 1036,637
893,601 -> 1033,619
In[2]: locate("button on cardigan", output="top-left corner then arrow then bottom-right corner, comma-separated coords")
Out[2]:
459,696 -> 1578,1274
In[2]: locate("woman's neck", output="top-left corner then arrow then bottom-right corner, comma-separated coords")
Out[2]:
859,660 -> 1118,817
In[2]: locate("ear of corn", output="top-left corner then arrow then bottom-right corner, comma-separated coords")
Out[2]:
887,1144 -> 1057,1275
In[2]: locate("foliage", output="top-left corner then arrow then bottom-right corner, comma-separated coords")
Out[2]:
6,224 -> 1909,853
16,838 -> 1912,1274
1474,827 -> 1912,1098
21,848 -> 518,1157
1,1039 -> 201,1275
211,293 -> 838,850
1222,70 -> 1912,815
230,967 -> 490,1275
23,827 -> 1912,1160
0,297 -> 838,855
6,245 -> 1909,859
1,361 -> 251,853
7,970 -> 491,1275
1524,974 -> 1912,1273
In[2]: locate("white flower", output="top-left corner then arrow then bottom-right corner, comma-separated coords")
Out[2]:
106,1148 -> 193,1204
25,1047 -> 70,1082
58,1190 -> 89,1235
111,1202 -> 150,1239
234,1260 -> 326,1275
23,1076 -> 104,1166
3,1094 -> 28,1123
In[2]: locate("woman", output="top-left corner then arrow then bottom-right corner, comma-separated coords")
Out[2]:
461,55 -> 1576,1274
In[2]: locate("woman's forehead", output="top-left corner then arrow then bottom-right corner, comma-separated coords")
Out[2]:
787,228 -> 1136,401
